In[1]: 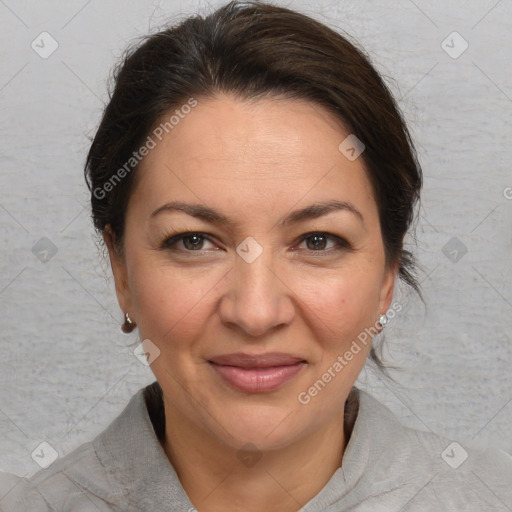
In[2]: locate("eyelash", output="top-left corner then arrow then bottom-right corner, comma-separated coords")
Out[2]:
159,231 -> 352,255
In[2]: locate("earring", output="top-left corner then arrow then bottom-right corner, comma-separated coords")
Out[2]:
121,312 -> 137,333
377,314 -> 388,329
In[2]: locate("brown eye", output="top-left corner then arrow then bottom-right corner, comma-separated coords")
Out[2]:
180,234 -> 206,250
297,232 -> 351,253
161,232 -> 216,252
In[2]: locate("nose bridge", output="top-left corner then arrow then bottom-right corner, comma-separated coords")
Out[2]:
234,235 -> 278,301
222,235 -> 292,336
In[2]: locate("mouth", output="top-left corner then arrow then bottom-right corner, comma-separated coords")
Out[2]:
207,352 -> 307,393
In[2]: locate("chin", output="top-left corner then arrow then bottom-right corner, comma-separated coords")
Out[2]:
211,403 -> 304,450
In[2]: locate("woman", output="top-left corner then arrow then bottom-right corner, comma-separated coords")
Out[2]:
1,1 -> 511,510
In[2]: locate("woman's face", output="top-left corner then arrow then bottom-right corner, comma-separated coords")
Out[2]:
106,93 -> 397,451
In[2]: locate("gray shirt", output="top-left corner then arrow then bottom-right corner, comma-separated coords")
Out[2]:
1,383 -> 511,511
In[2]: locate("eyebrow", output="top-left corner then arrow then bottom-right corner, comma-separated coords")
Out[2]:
150,199 -> 364,228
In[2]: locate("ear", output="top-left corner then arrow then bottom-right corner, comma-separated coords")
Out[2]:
103,225 -> 131,316
377,260 -> 399,317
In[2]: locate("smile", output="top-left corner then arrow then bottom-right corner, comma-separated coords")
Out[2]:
207,354 -> 307,393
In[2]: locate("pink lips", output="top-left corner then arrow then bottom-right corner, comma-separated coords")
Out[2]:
208,352 -> 307,393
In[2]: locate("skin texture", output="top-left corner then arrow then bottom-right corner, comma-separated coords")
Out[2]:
104,93 -> 398,512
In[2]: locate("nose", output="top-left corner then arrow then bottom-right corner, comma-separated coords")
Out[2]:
218,245 -> 295,338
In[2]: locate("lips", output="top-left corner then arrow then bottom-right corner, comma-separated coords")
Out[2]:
208,352 -> 307,392
208,352 -> 306,368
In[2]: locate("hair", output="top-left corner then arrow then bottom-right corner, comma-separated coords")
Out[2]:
84,0 -> 423,372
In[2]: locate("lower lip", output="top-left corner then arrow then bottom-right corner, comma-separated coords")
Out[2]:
208,361 -> 306,393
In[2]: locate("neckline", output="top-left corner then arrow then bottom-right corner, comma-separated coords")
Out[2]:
94,382 -> 389,511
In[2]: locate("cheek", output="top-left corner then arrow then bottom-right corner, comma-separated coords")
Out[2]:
128,261 -> 221,344
127,249 -> 384,351
301,265 -> 382,335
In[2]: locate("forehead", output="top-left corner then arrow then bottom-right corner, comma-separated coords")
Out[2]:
129,93 -> 377,226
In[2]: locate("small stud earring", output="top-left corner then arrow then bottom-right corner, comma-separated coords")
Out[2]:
378,314 -> 388,328
121,312 -> 136,333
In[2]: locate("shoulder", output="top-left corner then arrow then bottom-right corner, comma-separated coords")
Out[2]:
353,389 -> 512,511
410,427 -> 512,509
1,471 -> 50,511
0,388 -> 151,512
1,437 -> 123,512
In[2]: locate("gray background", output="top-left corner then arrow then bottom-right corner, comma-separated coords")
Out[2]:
1,0 -> 511,479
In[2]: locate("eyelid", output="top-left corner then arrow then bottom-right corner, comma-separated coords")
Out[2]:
296,232 -> 352,252
159,231 -> 217,250
159,230 -> 352,253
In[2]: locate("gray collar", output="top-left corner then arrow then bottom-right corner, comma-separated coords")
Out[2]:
90,383 -> 399,511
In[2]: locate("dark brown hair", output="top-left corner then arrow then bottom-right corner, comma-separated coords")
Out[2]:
84,0 -> 423,370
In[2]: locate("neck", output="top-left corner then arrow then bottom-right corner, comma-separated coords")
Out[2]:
159,396 -> 351,512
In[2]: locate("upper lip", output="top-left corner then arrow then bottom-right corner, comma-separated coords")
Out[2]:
208,352 -> 307,368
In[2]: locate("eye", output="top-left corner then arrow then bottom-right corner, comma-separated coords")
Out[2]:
159,230 -> 351,255
295,232 -> 351,253
160,232 -> 217,252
